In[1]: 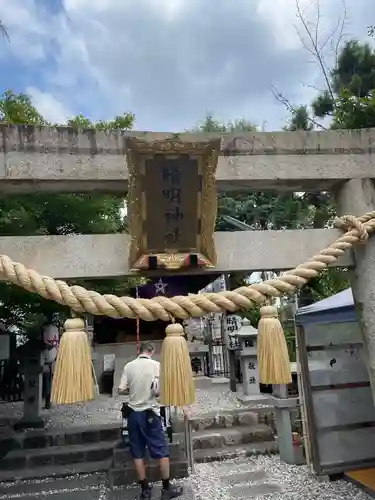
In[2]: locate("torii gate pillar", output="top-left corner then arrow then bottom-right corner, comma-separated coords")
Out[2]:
335,179 -> 375,405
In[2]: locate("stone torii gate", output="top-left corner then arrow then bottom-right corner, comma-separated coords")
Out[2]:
1,125 -> 375,406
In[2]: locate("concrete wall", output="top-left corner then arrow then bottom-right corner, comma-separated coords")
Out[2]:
1,125 -> 375,193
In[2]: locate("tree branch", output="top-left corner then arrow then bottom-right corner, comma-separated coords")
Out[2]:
294,0 -> 337,103
0,21 -> 9,41
271,85 -> 328,130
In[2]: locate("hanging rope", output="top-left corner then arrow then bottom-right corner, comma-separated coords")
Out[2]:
135,285 -> 140,352
0,212 -> 374,321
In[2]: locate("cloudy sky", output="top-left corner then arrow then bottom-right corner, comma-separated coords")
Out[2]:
0,0 -> 374,131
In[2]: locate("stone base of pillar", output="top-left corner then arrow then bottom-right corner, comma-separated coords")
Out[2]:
14,417 -> 44,431
236,393 -> 270,406
211,376 -> 230,386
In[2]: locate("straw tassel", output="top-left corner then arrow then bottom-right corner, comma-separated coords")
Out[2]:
159,322 -> 195,407
257,305 -> 291,385
51,318 -> 94,405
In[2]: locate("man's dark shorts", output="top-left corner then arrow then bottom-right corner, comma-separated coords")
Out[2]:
128,409 -> 169,459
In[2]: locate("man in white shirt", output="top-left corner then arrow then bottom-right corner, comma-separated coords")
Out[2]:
118,341 -> 183,500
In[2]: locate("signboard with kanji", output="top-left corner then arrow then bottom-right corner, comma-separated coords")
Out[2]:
126,137 -> 220,271
225,315 -> 242,334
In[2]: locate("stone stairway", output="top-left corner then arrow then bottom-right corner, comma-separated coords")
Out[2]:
0,423 -> 120,482
108,442 -> 188,487
0,409 -> 276,488
0,456 -> 366,500
190,408 -> 278,462
0,472 -> 108,500
0,423 -> 188,488
188,459 -> 284,499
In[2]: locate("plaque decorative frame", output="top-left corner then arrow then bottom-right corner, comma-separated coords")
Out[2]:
126,137 -> 221,272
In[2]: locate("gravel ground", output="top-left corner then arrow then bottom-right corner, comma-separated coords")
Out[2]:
0,456 -> 371,499
187,455 -> 372,500
0,386 -> 254,429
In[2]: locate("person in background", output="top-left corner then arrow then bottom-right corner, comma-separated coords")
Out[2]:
118,341 -> 183,500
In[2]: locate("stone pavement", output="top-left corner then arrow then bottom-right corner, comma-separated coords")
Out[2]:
0,456 -> 371,500
0,385 -> 265,430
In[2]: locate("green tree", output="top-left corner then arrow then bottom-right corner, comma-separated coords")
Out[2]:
277,3 -> 375,131
332,88 -> 375,129
282,106 -> 348,304
284,105 -> 313,132
193,114 -> 256,133
196,114 -> 347,304
0,90 -> 47,125
192,115 -> 310,232
193,114 -> 330,232
0,90 -> 136,332
67,112 -> 135,131
311,41 -> 375,128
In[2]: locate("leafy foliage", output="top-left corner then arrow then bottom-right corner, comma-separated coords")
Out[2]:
195,113 -> 346,306
192,114 -> 255,133
312,41 -> 375,126
331,41 -> 375,96
67,112 -> 135,131
332,88 -> 375,129
0,90 -> 136,332
0,90 -> 47,125
284,105 -> 313,131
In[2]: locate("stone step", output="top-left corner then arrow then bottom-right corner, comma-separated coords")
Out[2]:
0,458 -> 112,482
192,376 -> 213,389
0,489 -> 105,500
0,471 -> 107,496
208,462 -> 284,499
112,442 -> 181,468
189,409 -> 274,432
227,480 -> 283,499
218,467 -> 268,485
3,423 -> 121,451
108,460 -> 188,488
194,440 -> 278,463
0,485 -> 193,500
193,424 -> 274,450
0,440 -> 116,471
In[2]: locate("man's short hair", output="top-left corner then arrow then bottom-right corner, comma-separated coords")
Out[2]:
139,341 -> 155,354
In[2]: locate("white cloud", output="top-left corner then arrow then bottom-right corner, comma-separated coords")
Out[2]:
256,0 -> 300,50
0,0 -> 54,62
26,87 -> 72,124
1,0 -> 375,131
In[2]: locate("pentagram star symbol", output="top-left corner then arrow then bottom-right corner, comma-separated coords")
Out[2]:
46,335 -> 59,349
49,337 -> 59,349
154,278 -> 168,295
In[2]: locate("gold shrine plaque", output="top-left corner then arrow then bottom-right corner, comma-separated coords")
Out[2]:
126,137 -> 221,271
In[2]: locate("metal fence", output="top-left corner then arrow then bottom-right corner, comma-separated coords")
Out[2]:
211,340 -> 230,378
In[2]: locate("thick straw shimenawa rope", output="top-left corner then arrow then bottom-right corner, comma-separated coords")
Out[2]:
0,212 -> 374,321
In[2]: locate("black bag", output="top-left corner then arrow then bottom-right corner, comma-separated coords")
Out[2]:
121,403 -> 132,446
121,402 -> 132,419
160,406 -> 173,443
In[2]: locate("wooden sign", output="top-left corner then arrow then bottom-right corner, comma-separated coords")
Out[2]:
126,137 -> 220,271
